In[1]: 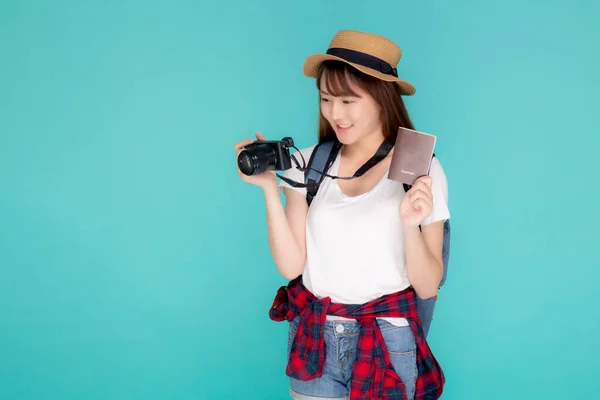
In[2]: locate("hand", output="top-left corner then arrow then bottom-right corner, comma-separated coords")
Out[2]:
234,132 -> 278,191
399,176 -> 433,229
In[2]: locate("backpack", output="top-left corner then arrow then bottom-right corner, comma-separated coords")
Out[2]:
302,140 -> 451,337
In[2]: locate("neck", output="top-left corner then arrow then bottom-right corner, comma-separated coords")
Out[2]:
341,130 -> 387,162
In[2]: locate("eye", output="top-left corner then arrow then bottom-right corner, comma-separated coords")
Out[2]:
343,100 -> 354,104
320,97 -> 330,102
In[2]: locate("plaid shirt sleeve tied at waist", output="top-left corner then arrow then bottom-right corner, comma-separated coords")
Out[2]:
269,276 -> 445,400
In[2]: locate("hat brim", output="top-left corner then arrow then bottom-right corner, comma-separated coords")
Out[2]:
303,54 -> 416,96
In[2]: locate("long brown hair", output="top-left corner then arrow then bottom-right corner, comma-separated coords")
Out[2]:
315,60 -> 415,144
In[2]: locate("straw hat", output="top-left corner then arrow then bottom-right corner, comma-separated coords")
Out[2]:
303,30 -> 416,96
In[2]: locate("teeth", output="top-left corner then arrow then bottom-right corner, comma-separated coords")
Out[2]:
338,124 -> 352,128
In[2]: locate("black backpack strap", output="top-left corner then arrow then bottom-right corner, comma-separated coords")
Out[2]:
301,138 -> 391,206
305,141 -> 341,206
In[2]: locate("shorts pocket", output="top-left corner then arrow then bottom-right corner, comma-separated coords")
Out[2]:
381,324 -> 418,398
379,321 -> 416,354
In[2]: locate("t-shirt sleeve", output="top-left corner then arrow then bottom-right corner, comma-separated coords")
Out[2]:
278,146 -> 315,197
421,157 -> 451,226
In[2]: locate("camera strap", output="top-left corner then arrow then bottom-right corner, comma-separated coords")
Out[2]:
278,139 -> 393,188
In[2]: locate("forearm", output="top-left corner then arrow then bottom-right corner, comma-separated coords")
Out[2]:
262,185 -> 305,279
404,226 -> 443,299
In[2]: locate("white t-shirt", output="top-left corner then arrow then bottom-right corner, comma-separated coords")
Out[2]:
278,144 -> 451,326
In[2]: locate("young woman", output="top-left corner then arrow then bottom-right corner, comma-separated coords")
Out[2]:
234,30 -> 450,400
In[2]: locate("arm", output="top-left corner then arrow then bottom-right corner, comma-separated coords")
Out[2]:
404,221 -> 445,299
235,133 -> 308,280
262,183 -> 308,280
399,163 -> 449,299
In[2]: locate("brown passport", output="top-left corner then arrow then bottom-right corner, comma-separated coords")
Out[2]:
388,127 -> 437,185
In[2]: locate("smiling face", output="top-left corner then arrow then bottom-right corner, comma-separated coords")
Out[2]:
315,60 -> 416,149
318,76 -> 383,146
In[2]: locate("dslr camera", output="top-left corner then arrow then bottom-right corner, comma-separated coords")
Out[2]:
237,137 -> 295,176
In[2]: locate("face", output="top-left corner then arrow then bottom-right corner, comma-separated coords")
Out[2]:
319,76 -> 383,146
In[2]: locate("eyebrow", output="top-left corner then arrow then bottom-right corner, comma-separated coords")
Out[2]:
319,90 -> 360,98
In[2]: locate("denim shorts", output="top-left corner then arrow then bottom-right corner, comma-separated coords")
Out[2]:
287,316 -> 417,400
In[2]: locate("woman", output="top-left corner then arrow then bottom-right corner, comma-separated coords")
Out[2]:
235,30 -> 450,400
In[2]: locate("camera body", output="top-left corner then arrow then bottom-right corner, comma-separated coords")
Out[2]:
237,137 -> 294,176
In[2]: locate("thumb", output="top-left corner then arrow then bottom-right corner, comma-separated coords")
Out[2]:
256,132 -> 265,140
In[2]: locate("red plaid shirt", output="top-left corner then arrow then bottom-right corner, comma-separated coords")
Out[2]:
269,275 -> 445,400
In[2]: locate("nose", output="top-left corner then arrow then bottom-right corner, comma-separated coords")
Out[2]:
330,100 -> 343,121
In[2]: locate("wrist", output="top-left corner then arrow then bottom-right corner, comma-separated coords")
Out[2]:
262,180 -> 280,197
402,224 -> 421,237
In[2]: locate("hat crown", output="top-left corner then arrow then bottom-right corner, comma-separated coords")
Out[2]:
328,30 -> 402,68
301,29 -> 416,96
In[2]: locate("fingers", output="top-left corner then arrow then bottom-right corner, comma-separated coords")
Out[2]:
408,188 -> 432,205
408,176 -> 433,200
410,191 -> 432,208
409,185 -> 433,217
234,132 -> 265,154
414,175 -> 432,189
411,198 -> 432,215
234,138 -> 255,153
234,139 -> 256,160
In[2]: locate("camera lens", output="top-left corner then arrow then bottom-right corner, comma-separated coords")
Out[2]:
237,145 -> 277,176
237,151 -> 255,175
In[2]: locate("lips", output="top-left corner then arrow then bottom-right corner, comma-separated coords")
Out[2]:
336,124 -> 353,133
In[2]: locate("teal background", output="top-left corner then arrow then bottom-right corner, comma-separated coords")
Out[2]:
1,0 -> 598,399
